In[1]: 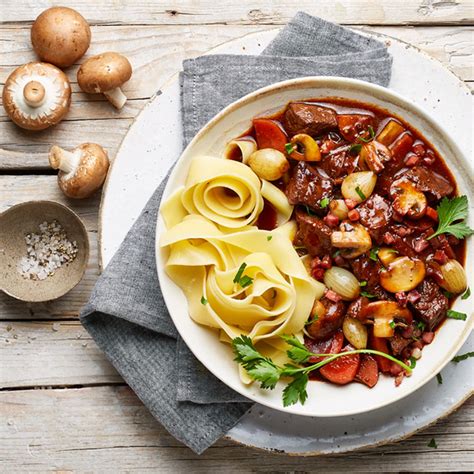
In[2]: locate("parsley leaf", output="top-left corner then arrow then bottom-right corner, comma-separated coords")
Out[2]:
359,280 -> 367,287
246,360 -> 281,390
369,246 -> 380,262
427,196 -> 474,240
416,321 -> 426,331
320,197 -> 330,209
361,291 -> 377,299
355,186 -> 366,201
232,335 -> 264,365
282,373 -> 308,406
452,351 -> 474,363
305,205 -> 316,216
200,296 -> 208,305
233,262 -> 253,288
305,314 -> 319,326
427,438 -> 438,449
281,335 -> 312,364
358,125 -> 376,143
285,143 -> 296,155
389,321 -> 396,329
446,309 -> 467,321
442,290 -> 454,299
233,262 -> 247,283
409,356 -> 417,369
349,143 -> 362,155
461,287 -> 471,300
436,373 -> 443,385
239,275 -> 254,288
267,235 -> 273,241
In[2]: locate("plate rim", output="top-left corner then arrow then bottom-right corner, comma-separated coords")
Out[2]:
98,27 -> 474,453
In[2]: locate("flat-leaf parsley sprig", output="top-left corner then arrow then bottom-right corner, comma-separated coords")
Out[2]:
427,195 -> 474,240
232,334 -> 412,407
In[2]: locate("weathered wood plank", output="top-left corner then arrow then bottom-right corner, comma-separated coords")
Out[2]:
0,386 -> 472,471
1,0 -> 473,26
0,175 -> 100,230
0,321 -> 120,388
0,25 -> 472,171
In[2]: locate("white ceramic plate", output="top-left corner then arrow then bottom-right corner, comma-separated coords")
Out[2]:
155,76 -> 473,417
100,29 -> 473,453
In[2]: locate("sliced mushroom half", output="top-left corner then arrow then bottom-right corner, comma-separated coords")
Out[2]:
331,222 -> 372,259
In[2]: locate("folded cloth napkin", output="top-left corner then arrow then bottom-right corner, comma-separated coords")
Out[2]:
81,12 -> 392,454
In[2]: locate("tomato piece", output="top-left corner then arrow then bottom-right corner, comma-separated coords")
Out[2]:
319,345 -> 360,385
253,118 -> 288,153
355,354 -> 379,388
304,329 -> 344,363
369,332 -> 392,373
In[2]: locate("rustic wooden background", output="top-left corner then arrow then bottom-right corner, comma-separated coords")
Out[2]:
1,1 -> 473,471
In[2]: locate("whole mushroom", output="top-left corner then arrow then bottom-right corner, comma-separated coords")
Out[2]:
2,62 -> 71,131
77,52 -> 132,109
49,143 -> 109,199
31,7 -> 91,68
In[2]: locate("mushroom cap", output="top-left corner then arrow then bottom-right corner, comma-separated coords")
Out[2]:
55,144 -> 110,199
31,7 -> 91,68
2,62 -> 71,131
77,52 -> 132,94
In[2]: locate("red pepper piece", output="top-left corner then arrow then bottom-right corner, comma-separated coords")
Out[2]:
355,354 -> 379,388
253,118 -> 288,154
319,345 -> 361,385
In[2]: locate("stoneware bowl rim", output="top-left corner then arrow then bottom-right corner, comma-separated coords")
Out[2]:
156,76 -> 473,417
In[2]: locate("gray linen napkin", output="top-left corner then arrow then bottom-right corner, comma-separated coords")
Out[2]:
81,12 -> 392,454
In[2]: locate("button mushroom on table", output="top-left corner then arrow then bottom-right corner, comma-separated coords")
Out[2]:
49,143 -> 110,199
2,62 -> 71,130
77,52 -> 133,109
31,6 -> 91,68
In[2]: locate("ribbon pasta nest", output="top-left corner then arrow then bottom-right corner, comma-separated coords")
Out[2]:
159,156 -> 324,381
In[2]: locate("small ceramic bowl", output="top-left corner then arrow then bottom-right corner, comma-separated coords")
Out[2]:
0,201 -> 89,302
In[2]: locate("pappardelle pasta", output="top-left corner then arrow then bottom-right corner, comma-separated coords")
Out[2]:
160,156 -> 324,383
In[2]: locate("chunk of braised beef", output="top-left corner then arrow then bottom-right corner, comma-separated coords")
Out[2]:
410,279 -> 448,331
389,332 -> 412,356
385,231 -> 417,258
294,208 -> 333,256
349,256 -> 390,299
375,161 -> 408,197
337,114 -> 375,142
357,194 -> 392,243
320,148 -> 358,184
283,102 -> 338,138
401,165 -> 454,200
306,297 -> 347,341
285,161 -> 333,212
346,296 -> 370,320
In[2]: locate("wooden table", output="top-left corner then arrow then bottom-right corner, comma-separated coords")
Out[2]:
1,1 -> 473,471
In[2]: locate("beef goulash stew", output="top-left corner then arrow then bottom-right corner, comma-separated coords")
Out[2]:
226,98 -> 472,388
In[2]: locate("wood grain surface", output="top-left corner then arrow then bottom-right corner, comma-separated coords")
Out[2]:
1,0 -> 473,471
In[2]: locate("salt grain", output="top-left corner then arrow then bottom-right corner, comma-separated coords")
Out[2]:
17,220 -> 78,281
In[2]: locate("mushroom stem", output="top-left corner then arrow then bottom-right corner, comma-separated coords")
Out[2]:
104,87 -> 127,109
23,81 -> 46,108
49,145 -> 80,175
